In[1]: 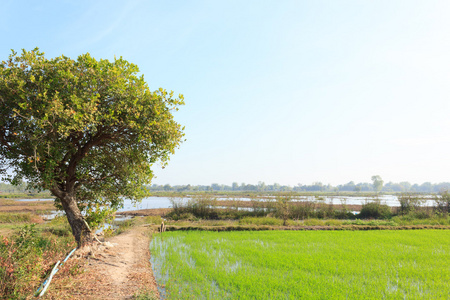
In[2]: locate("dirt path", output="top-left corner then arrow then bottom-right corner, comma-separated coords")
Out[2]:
44,226 -> 159,299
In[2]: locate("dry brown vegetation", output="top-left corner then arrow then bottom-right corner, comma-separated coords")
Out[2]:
0,199 -> 55,214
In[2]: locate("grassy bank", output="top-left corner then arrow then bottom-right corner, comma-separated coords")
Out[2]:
150,230 -> 450,299
0,216 -> 76,299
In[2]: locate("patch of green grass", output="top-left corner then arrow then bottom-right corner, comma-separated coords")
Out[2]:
150,230 -> 450,299
133,290 -> 158,300
342,219 -> 399,226
238,217 -> 283,226
392,216 -> 450,226
302,218 -> 327,226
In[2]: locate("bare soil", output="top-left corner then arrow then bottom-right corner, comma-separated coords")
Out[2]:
43,226 -> 158,299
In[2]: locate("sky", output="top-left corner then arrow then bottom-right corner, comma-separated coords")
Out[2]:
1,0 -> 450,186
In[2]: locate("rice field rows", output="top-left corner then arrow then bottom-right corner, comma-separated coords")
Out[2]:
149,230 -> 450,299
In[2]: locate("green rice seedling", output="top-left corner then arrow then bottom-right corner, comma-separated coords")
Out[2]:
150,230 -> 450,299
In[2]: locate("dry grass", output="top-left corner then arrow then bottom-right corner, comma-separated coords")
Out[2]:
0,199 -> 55,214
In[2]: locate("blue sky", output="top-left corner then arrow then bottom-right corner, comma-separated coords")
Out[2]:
1,1 -> 449,186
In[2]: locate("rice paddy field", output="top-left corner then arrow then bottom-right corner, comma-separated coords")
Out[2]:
149,230 -> 450,299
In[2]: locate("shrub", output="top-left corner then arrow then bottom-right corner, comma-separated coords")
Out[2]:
398,193 -> 425,216
249,197 -> 266,217
434,190 -> 450,215
289,201 -> 315,220
169,195 -> 218,219
0,224 -> 75,299
314,199 -> 334,219
332,210 -> 356,220
275,196 -> 291,226
358,201 -> 391,219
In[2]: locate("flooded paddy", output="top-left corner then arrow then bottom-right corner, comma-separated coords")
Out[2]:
118,194 -> 436,212
149,230 -> 450,299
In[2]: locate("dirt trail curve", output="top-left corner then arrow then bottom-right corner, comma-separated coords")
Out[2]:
44,226 -> 159,299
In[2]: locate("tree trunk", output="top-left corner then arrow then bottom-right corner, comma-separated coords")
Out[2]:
60,194 -> 94,247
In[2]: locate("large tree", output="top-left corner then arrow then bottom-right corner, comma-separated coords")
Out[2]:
0,49 -> 184,246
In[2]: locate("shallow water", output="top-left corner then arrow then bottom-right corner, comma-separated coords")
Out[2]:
15,198 -> 54,202
38,195 -> 437,220
118,195 -> 436,212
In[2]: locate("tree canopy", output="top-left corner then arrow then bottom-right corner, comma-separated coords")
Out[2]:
0,48 -> 184,245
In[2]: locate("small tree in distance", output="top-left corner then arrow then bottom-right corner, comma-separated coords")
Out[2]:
0,49 -> 185,246
371,175 -> 384,193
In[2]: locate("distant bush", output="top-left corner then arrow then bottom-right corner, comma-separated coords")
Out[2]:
289,201 -> 315,220
398,193 -> 425,216
434,190 -> 450,215
169,195 -> 218,219
275,196 -> 291,226
331,210 -> 356,220
359,201 -> 391,219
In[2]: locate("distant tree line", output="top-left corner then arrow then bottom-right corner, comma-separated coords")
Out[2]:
0,181 -> 42,194
0,182 -> 28,193
149,179 -> 450,193
2,178 -> 449,194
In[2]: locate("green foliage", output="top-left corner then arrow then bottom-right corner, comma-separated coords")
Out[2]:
359,201 -> 391,219
434,190 -> 450,215
149,231 -> 450,299
398,193 -> 425,215
83,203 -> 115,231
0,48 -> 184,234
